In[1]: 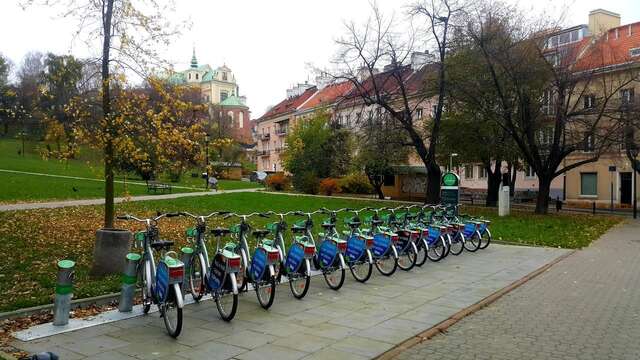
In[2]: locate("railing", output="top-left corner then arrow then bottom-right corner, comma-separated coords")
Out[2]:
260,133 -> 271,141
258,150 -> 270,157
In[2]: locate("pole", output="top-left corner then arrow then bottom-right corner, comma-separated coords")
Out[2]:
53,260 -> 75,326
634,160 -> 637,219
204,138 -> 209,190
118,253 -> 140,313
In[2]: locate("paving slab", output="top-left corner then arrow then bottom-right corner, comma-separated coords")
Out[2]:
11,243 -> 568,359
395,221 -> 640,360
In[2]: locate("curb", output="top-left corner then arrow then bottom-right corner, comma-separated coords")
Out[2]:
0,292 -> 124,321
375,249 -> 576,360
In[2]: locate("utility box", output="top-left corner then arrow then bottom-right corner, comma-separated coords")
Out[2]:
498,186 -> 510,216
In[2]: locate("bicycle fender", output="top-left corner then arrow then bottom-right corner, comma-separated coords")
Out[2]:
229,273 -> 238,295
268,264 -> 275,278
338,253 -> 347,269
304,258 -> 311,277
391,244 -> 399,260
173,283 -> 184,309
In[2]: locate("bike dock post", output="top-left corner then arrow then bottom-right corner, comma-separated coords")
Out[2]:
118,253 -> 141,312
53,260 -> 75,326
180,247 -> 194,292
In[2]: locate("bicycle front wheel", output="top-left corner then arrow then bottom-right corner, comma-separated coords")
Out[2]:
426,236 -> 446,262
449,233 -> 464,256
189,254 -> 206,302
397,242 -> 418,271
479,228 -> 492,249
324,254 -> 346,290
375,246 -> 398,276
463,231 -> 481,252
349,249 -> 373,283
415,239 -> 428,267
215,274 -> 238,321
140,260 -> 152,314
256,276 -> 276,309
162,285 -> 183,338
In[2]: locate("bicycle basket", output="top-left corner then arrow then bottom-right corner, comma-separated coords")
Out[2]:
294,220 -> 307,228
185,227 -> 197,238
266,222 -> 279,233
134,231 -> 146,242
229,224 -> 241,234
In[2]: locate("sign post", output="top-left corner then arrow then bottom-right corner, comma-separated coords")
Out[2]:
440,172 -> 460,214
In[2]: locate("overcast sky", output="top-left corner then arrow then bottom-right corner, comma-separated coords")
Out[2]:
1,0 -> 638,118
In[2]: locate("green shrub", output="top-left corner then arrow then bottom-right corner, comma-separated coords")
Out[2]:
265,173 -> 290,191
339,172 -> 373,194
319,178 -> 340,196
293,172 -> 320,194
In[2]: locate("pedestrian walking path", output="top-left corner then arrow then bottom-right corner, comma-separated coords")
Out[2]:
11,244 -> 568,359
396,220 -> 640,360
0,188 -> 259,212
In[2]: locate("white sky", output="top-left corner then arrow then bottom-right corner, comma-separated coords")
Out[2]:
1,0 -> 639,118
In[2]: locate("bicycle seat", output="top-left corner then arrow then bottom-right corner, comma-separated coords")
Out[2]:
150,240 -> 174,250
371,219 -> 384,225
210,227 -> 231,236
348,221 -> 361,227
253,229 -> 270,237
321,223 -> 335,228
291,225 -> 307,233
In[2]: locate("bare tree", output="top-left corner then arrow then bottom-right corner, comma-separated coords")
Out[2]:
331,1 -> 463,203
23,0 -> 187,228
453,4 -> 639,213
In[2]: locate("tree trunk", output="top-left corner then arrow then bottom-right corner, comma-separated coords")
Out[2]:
102,0 -> 115,229
425,161 -> 441,204
375,184 -> 385,200
535,176 -> 552,214
485,161 -> 502,207
509,163 -> 517,197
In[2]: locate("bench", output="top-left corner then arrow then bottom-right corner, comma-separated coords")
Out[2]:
146,180 -> 172,194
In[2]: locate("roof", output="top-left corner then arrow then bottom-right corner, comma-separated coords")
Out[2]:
220,96 -> 248,108
259,86 -> 317,121
299,81 -> 353,111
573,22 -> 640,71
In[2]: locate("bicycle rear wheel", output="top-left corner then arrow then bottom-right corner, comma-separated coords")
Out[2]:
289,272 -> 310,299
375,246 -> 398,276
415,239 -> 428,267
140,260 -> 152,314
162,285 -> 183,338
189,254 -> 206,302
426,236 -> 446,262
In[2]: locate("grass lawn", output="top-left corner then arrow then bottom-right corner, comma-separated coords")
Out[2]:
0,138 -> 262,203
0,192 -> 623,312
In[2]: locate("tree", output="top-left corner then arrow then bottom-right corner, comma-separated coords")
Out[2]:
357,112 -> 409,199
15,52 -> 45,139
332,1 -> 464,203
24,0 -> 186,228
282,111 -> 352,193
0,53 -> 17,135
451,4 -> 640,213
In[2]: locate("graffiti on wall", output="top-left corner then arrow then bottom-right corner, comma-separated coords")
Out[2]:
401,176 -> 427,194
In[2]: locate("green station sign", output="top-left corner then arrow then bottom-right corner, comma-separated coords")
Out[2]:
440,172 -> 460,211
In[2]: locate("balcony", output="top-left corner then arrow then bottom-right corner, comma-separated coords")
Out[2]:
276,128 -> 288,136
258,150 -> 270,157
274,146 -> 287,153
260,133 -> 270,141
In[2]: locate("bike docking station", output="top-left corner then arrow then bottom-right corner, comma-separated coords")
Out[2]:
53,260 -> 75,326
118,253 -> 141,312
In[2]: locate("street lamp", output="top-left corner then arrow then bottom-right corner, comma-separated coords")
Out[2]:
449,153 -> 458,172
631,148 -> 639,219
204,133 -> 210,190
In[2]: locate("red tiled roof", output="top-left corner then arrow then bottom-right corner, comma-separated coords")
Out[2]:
259,86 -> 317,121
299,81 -> 353,111
574,22 -> 640,71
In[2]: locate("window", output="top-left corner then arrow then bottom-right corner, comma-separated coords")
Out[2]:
478,166 -> 487,179
545,53 -> 559,67
383,175 -> 395,186
538,128 -> 553,146
541,89 -> 554,114
188,73 -> 191,80
344,114 -> 351,127
621,88 -> 635,105
431,104 -> 438,117
580,172 -> 597,196
239,112 -> 244,128
220,91 -> 228,102
415,108 -> 423,119
464,165 -> 474,179
524,164 -> 535,178
584,94 -> 596,109
630,48 -> 640,57
222,72 -> 228,81
195,73 -> 199,80
583,134 -> 594,152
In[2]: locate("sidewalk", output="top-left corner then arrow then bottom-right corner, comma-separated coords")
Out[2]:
10,244 -> 568,359
0,188 -> 258,212
396,220 -> 640,360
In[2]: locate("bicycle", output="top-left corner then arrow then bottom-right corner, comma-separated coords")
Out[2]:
225,212 -> 280,309
268,211 -> 315,299
310,208 -> 348,290
181,211 -> 241,321
117,212 -> 185,338
405,205 -> 448,265
337,207 -> 374,283
363,208 -> 399,276
383,206 -> 419,271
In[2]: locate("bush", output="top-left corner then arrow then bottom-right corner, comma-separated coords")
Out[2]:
319,178 -> 340,196
265,173 -> 290,191
293,172 -> 320,194
339,172 -> 373,194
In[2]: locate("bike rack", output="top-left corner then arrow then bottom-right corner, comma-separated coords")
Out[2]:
118,253 -> 141,313
53,260 -> 75,326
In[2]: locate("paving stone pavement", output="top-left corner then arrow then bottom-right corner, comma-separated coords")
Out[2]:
12,244 -> 568,359
396,220 -> 640,360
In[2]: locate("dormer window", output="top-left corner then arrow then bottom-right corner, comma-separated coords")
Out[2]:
195,73 -> 199,80
630,48 -> 640,57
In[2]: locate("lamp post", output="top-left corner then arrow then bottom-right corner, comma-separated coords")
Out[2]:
449,153 -> 458,172
204,133 -> 210,190
632,149 -> 639,219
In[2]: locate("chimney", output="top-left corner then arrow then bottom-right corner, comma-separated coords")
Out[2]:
411,51 -> 431,70
357,66 -> 379,82
588,9 -> 621,35
315,72 -> 332,90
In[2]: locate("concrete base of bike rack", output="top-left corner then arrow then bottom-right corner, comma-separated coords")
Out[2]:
14,269 -> 325,341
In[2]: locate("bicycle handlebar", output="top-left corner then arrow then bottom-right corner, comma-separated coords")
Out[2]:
116,212 -> 179,223
223,212 -> 271,220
